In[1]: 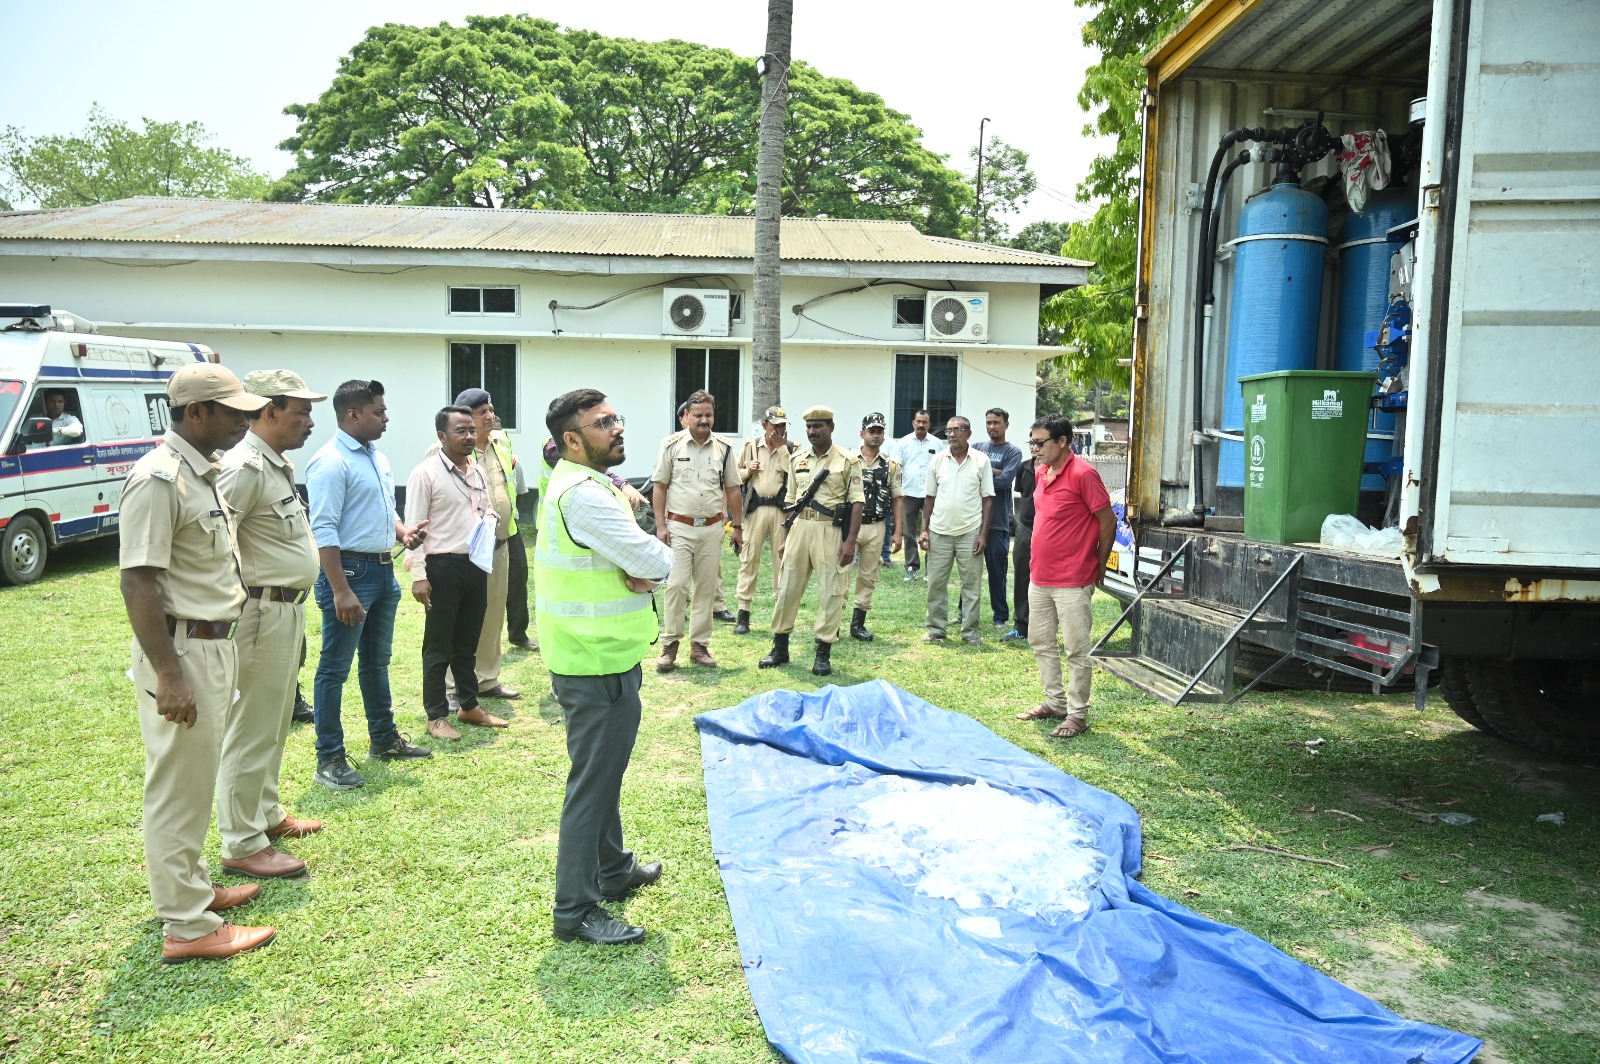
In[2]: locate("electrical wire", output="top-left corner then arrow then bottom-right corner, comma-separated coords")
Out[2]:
317,263 -> 429,276
89,258 -> 196,268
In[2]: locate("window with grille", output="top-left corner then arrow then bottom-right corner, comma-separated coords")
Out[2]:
448,342 -> 517,429
673,347 -> 740,435
892,353 -> 957,437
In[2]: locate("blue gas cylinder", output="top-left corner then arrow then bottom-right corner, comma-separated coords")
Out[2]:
1217,181 -> 1329,489
1333,186 -> 1415,490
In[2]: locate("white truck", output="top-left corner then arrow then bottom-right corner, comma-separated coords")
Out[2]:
1097,0 -> 1599,755
0,305 -> 215,584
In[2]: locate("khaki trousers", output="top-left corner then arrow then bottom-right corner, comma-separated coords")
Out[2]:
925,527 -> 982,640
736,504 -> 786,610
771,517 -> 846,643
1028,583 -> 1096,718
661,521 -> 723,645
133,631 -> 238,940
852,520 -> 887,610
218,596 -> 303,859
448,539 -> 508,695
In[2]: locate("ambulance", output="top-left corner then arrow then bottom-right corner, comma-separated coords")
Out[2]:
0,304 -> 216,584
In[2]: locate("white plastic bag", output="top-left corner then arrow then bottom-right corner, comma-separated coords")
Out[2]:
1339,129 -> 1391,213
468,512 -> 499,573
1320,513 -> 1402,556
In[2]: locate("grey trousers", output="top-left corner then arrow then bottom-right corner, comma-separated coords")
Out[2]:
550,665 -> 645,927
925,526 -> 982,640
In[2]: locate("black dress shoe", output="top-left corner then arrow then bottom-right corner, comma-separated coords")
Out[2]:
369,734 -> 434,761
712,609 -> 737,624
553,905 -> 646,945
291,698 -> 314,725
600,860 -> 663,901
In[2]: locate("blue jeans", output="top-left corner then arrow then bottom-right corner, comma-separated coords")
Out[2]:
313,557 -> 402,761
984,529 -> 1012,625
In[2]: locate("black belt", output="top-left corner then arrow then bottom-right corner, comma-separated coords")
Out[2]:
247,585 -> 310,604
340,550 -> 393,564
166,616 -> 236,640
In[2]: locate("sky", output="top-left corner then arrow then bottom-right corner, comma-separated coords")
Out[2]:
0,0 -> 1111,229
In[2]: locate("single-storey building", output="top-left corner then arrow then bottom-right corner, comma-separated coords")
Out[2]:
0,197 -> 1087,480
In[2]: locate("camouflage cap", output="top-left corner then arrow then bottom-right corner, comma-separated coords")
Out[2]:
762,404 -> 788,424
243,369 -> 327,401
861,412 -> 886,429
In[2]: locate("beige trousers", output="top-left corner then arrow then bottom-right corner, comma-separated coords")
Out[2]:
852,520 -> 887,610
1028,583 -> 1096,718
218,596 -> 303,859
133,631 -> 238,940
736,504 -> 786,610
925,527 -> 982,640
771,517 -> 846,643
661,521 -> 724,645
448,538 -> 507,694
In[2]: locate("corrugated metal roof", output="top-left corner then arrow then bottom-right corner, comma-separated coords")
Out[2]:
0,198 -> 1089,269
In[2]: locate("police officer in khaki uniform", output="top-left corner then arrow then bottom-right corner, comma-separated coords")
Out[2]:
120,363 -> 277,963
759,405 -> 864,677
651,389 -> 743,670
849,412 -> 905,641
732,405 -> 793,634
215,370 -> 326,882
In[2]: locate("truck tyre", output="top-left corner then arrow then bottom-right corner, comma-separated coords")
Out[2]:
1466,659 -> 1600,757
0,514 -> 49,586
1438,658 -> 1499,737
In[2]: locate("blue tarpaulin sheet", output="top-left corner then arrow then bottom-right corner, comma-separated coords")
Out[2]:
696,681 -> 1480,1064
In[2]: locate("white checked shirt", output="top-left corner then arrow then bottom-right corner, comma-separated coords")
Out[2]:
559,479 -> 673,580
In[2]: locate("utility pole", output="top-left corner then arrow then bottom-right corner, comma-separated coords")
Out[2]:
974,116 -> 990,243
751,0 -> 793,425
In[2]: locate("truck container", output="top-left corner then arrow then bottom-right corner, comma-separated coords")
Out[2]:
1096,0 -> 1600,755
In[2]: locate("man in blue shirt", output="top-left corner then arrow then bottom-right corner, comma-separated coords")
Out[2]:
973,407 -> 1023,628
305,380 -> 432,790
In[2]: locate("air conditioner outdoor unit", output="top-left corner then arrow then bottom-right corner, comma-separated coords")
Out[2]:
662,288 -> 731,337
924,291 -> 989,343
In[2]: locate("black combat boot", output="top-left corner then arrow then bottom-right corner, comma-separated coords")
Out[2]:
811,639 -> 833,677
850,608 -> 873,642
733,609 -> 751,635
758,632 -> 790,668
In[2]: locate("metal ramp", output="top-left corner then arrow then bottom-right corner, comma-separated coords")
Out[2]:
1093,530 -> 1430,707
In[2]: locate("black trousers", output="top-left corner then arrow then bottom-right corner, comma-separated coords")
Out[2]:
551,665 -> 644,926
1013,520 -> 1033,635
420,553 -> 487,718
984,527 -> 1012,625
505,529 -> 531,645
903,496 -> 926,570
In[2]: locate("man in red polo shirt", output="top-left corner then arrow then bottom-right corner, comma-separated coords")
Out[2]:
1016,413 -> 1116,738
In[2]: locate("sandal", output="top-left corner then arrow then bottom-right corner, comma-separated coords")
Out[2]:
1050,717 -> 1090,739
1016,703 -> 1068,721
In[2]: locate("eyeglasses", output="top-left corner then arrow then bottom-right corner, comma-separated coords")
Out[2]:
579,414 -> 625,432
1027,437 -> 1053,449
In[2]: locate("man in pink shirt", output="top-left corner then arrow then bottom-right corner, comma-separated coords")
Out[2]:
1016,414 -> 1116,738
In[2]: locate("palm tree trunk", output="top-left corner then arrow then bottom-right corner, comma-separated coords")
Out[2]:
751,0 -> 792,425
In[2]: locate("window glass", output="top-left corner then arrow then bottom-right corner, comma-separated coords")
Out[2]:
894,296 -> 926,327
481,288 -> 517,314
29,386 -> 85,448
449,288 -> 481,314
448,342 -> 518,430
673,347 -> 741,435
0,380 -> 23,449
892,353 -> 957,437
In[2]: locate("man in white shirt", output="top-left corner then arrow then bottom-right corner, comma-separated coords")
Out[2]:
918,415 -> 994,645
44,390 -> 83,446
891,410 -> 945,580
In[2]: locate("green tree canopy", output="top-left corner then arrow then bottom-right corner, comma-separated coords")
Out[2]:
0,106 -> 269,209
272,16 -> 974,236
1040,0 -> 1193,388
968,136 -> 1037,243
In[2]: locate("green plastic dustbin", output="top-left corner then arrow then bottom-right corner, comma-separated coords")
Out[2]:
1238,370 -> 1376,544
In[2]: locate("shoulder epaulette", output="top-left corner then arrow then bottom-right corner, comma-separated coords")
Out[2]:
146,447 -> 183,483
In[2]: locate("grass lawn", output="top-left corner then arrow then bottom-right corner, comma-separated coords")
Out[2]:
3,534 -> 1598,1063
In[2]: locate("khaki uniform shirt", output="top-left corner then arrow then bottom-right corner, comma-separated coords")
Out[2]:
652,430 -> 739,517
119,430 -> 246,622
738,437 -> 793,501
217,431 -> 319,591
477,443 -> 514,533
785,444 -> 866,513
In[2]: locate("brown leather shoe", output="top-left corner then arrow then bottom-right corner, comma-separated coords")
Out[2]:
656,640 -> 679,673
222,844 -> 307,880
426,717 -> 462,741
265,815 -> 323,840
480,684 -> 522,700
689,642 -> 717,667
206,882 -> 260,912
510,639 -> 539,652
456,705 -> 509,728
162,922 -> 276,964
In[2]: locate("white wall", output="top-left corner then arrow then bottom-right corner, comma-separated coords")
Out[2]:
0,255 -> 1045,478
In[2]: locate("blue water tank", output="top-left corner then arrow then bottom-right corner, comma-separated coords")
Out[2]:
1217,181 -> 1328,489
1333,186 -> 1416,490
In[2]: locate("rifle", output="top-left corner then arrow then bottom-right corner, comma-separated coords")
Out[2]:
781,467 -> 831,533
